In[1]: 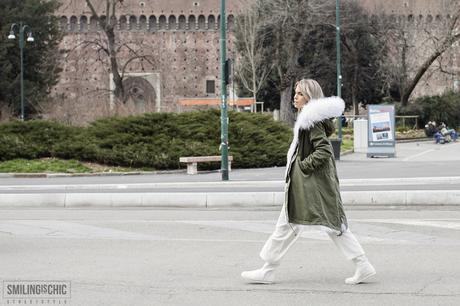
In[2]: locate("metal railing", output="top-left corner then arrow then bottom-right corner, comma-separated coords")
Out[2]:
343,115 -> 419,129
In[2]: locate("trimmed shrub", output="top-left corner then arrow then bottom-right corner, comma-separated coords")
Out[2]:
0,120 -> 80,161
0,110 -> 292,170
229,111 -> 291,168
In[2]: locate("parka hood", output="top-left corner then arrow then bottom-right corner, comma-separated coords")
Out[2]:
295,96 -> 345,132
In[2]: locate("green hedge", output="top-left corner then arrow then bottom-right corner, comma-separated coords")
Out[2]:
0,110 -> 292,170
398,91 -> 460,129
0,120 -> 79,160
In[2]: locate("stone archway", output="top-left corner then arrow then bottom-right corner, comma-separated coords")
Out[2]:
122,76 -> 157,113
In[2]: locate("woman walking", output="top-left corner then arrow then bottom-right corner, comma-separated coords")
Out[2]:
241,79 -> 376,285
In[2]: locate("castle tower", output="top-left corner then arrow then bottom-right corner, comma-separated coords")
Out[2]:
53,0 -> 241,123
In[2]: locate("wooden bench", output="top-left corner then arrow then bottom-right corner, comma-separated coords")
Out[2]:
179,155 -> 233,175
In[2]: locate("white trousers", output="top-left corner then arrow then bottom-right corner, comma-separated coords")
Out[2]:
260,205 -> 365,264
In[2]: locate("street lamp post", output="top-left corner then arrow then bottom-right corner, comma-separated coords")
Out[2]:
220,0 -> 229,181
335,0 -> 343,158
8,22 -> 35,121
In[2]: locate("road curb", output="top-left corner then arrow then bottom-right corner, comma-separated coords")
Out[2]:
1,190 -> 459,208
0,169 -> 186,178
1,176 -> 459,192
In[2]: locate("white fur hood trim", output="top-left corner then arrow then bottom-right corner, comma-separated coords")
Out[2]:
294,96 -> 345,132
285,96 -> 345,179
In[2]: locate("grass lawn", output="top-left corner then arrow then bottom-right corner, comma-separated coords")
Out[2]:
341,136 -> 353,152
0,158 -> 151,174
0,158 -> 92,173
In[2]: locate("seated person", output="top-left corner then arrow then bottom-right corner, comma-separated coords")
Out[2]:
439,122 -> 458,141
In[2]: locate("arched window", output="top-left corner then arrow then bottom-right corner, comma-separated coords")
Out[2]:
168,15 -> 176,30
129,15 -> 137,31
435,15 -> 442,22
159,15 -> 167,30
198,15 -> 206,30
139,15 -> 147,30
89,16 -> 98,31
149,15 -> 157,31
426,14 -> 433,23
407,14 -> 414,23
69,16 -> 78,32
60,16 -> 68,31
80,16 -> 88,32
208,15 -> 215,30
188,15 -> 196,30
178,15 -> 186,30
227,14 -> 234,30
119,15 -> 128,30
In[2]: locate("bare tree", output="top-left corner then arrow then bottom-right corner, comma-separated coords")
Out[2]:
340,2 -> 388,115
234,1 -> 273,110
238,0 -> 387,121
82,0 -> 155,104
402,8 -> 460,105
384,2 -> 460,106
84,0 -> 125,100
257,0 -> 330,125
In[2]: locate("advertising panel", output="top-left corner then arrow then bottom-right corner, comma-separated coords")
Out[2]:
367,104 -> 396,157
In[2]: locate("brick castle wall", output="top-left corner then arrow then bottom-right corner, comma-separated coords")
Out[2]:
49,0 -> 459,123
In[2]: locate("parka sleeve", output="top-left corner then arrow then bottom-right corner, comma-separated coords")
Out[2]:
298,122 -> 333,173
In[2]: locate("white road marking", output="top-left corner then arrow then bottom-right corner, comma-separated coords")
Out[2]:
0,219 -> 458,245
0,220 -> 263,243
178,220 -> 412,244
0,220 -> 156,240
402,149 -> 437,161
357,219 -> 460,230
402,141 -> 460,161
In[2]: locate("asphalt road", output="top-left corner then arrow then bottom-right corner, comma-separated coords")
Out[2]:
0,207 -> 459,306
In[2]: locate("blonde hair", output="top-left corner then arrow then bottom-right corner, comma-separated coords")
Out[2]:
295,79 -> 324,101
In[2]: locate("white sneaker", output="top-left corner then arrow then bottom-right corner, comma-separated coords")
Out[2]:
241,263 -> 278,284
345,256 -> 376,285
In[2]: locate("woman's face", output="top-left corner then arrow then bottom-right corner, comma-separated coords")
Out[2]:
293,85 -> 309,110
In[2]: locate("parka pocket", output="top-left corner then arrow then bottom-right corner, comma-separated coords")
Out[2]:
296,157 -> 313,176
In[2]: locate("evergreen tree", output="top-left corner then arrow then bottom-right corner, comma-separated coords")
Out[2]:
0,0 -> 62,119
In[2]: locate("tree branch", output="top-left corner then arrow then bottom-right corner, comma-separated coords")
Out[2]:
85,0 -> 99,18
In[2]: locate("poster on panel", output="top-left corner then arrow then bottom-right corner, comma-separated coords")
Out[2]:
367,104 -> 396,157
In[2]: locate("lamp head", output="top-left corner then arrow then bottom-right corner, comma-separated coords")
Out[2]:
26,32 -> 34,42
8,32 -> 16,40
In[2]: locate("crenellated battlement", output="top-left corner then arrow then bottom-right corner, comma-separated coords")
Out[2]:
58,13 -> 235,32
56,0 -> 240,17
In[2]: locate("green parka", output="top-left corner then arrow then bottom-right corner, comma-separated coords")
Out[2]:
284,97 -> 348,234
